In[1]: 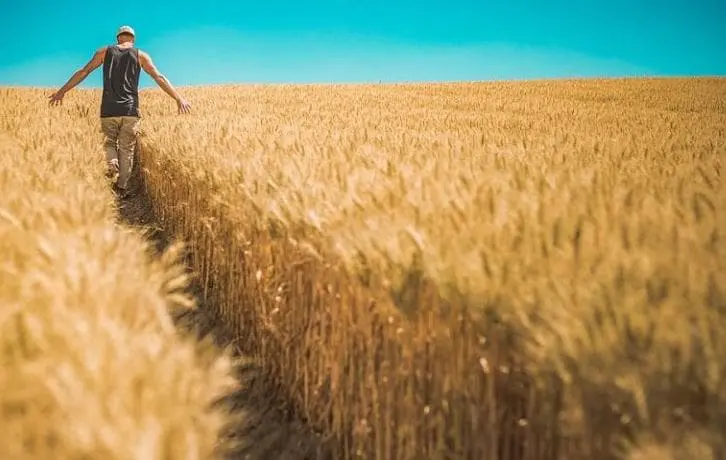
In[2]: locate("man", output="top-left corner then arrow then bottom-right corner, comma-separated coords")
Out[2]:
48,25 -> 191,199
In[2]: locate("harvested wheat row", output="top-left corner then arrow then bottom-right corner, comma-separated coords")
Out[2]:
0,88 -> 239,459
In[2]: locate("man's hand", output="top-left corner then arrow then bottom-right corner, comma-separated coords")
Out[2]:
177,98 -> 192,114
48,90 -> 65,106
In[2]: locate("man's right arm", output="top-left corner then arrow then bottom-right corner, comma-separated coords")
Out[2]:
139,50 -> 191,114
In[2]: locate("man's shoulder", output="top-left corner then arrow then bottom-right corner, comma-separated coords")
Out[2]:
94,45 -> 111,56
136,49 -> 152,64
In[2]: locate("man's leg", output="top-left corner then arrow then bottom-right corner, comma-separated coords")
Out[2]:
100,117 -> 121,180
116,116 -> 141,193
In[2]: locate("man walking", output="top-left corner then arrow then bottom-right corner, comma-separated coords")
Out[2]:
48,25 -> 191,199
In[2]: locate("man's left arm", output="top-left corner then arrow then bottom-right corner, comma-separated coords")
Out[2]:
49,47 -> 106,105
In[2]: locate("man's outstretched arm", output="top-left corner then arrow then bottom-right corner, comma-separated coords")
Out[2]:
49,47 -> 106,105
139,51 -> 191,114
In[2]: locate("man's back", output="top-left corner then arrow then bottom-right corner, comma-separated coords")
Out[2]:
101,44 -> 141,118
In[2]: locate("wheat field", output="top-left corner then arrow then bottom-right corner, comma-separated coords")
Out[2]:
0,89 -> 239,459
1,77 -> 724,459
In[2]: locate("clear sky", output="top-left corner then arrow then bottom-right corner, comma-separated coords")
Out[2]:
0,0 -> 724,88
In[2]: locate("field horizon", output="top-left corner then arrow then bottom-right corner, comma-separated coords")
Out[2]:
3,74 -> 725,92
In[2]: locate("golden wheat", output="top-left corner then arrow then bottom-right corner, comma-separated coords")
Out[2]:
140,78 -> 724,460
4,77 -> 724,459
132,78 -> 725,459
0,88 -> 238,459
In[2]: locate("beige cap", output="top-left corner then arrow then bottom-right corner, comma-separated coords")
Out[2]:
116,25 -> 135,37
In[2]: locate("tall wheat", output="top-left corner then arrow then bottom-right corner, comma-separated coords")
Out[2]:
0,88 -> 239,459
134,78 -> 725,459
3,77 -> 723,459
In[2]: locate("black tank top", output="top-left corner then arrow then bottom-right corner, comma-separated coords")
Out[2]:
100,45 -> 141,118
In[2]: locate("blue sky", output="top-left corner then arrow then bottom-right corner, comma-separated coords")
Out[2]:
0,0 -> 724,87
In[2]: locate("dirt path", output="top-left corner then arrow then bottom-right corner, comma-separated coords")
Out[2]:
113,148 -> 332,460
